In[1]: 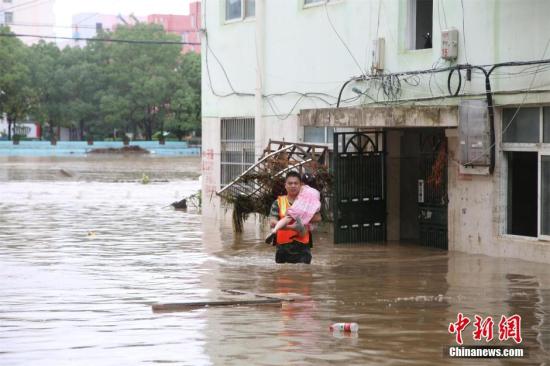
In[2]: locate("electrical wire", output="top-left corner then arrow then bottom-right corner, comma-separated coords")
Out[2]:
440,0 -> 448,29
324,2 -> 366,77
8,22 -> 97,29
498,38 -> 550,141
0,0 -> 49,12
73,12 -> 101,27
460,0 -> 469,63
202,0 -> 342,120
375,0 -> 382,39
201,0 -> 550,126
0,32 -> 200,45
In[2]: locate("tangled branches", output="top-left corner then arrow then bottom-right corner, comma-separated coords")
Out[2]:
223,159 -> 332,233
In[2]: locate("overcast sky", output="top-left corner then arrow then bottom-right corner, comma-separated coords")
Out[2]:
54,0 -> 194,36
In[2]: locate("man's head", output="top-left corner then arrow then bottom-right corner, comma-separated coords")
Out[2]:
284,171 -> 302,198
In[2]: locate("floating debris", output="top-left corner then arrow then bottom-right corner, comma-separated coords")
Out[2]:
152,290 -> 295,313
216,140 -> 332,232
171,190 -> 201,210
59,169 -> 73,177
88,145 -> 150,154
378,294 -> 455,303
171,198 -> 187,210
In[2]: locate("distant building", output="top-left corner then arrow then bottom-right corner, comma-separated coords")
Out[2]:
71,13 -> 145,47
147,1 -> 201,53
70,2 -> 201,53
0,120 -> 41,139
0,0 -> 55,45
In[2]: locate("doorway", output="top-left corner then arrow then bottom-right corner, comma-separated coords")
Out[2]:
398,129 -> 448,249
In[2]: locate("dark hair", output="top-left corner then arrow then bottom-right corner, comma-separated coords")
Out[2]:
302,173 -> 316,187
285,171 -> 302,182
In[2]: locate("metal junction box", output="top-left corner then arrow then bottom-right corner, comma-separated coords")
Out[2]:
441,28 -> 458,60
458,99 -> 491,167
372,37 -> 385,73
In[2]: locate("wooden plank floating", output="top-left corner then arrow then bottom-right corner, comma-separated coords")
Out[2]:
152,298 -> 284,313
221,289 -> 295,302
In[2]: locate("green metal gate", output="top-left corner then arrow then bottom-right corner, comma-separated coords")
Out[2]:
418,131 -> 448,249
333,131 -> 386,244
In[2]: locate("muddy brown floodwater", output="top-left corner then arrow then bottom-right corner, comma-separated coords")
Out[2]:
1,156 -> 549,365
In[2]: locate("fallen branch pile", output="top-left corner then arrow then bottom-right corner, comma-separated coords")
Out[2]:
216,140 -> 332,232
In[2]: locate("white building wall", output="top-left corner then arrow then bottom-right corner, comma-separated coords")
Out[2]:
0,0 -> 55,45
203,0 -> 550,120
448,110 -> 550,264
0,120 -> 39,139
202,0 -> 550,261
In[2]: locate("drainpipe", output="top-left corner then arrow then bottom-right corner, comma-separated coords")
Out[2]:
254,0 -> 264,160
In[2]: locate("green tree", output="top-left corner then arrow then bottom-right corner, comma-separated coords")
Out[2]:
1,24 -> 202,142
165,52 -> 201,140
27,40 -> 67,141
60,45 -> 107,140
100,23 -> 181,140
0,26 -> 33,140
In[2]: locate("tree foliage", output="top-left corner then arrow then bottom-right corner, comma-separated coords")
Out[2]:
0,26 -> 33,139
0,24 -> 201,141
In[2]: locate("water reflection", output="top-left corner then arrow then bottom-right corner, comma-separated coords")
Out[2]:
1,157 -> 549,365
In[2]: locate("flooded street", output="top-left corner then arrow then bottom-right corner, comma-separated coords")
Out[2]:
1,156 -> 550,365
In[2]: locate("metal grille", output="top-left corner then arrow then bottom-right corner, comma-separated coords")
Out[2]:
333,131 -> 386,244
418,130 -> 448,250
220,117 -> 255,189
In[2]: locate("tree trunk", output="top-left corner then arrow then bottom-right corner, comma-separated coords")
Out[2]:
49,122 -> 56,145
7,116 -> 12,140
145,119 -> 152,141
79,120 -> 85,141
158,117 -> 164,144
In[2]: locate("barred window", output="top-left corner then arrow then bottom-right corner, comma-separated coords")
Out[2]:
220,117 -> 255,188
502,107 -> 550,238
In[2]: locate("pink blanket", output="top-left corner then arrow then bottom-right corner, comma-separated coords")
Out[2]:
287,185 -> 321,225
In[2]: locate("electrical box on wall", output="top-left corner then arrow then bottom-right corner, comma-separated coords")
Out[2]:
371,37 -> 385,73
441,28 -> 458,60
458,99 -> 491,167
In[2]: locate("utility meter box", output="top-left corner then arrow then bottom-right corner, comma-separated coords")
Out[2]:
441,28 -> 458,60
458,99 -> 490,167
372,38 -> 385,73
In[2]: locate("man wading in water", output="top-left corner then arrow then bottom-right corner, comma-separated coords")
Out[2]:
266,171 -> 321,264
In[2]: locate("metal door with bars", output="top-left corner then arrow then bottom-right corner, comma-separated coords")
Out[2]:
333,131 -> 386,244
418,131 -> 448,249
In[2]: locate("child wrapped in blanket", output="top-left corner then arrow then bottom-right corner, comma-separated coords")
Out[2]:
265,179 -> 321,244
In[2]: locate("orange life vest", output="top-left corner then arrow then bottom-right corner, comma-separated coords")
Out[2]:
276,195 -> 311,245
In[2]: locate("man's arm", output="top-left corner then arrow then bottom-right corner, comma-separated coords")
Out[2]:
310,212 -> 322,223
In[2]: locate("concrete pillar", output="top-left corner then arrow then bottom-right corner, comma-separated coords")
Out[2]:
386,130 -> 401,241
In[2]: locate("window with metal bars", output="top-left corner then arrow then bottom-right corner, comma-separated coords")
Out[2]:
502,107 -> 550,238
220,117 -> 255,188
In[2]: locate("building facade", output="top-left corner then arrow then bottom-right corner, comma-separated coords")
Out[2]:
148,1 -> 201,54
0,120 -> 40,139
201,0 -> 550,263
72,13 -> 128,39
72,2 -> 201,53
0,0 -> 55,45
71,13 -> 145,48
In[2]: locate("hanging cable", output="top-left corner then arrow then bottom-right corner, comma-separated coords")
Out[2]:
324,2 -> 366,78
0,32 -> 200,45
